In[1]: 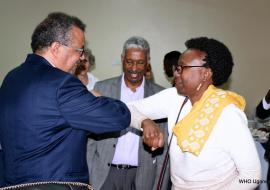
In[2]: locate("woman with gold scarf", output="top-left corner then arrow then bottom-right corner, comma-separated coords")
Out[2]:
128,37 -> 261,189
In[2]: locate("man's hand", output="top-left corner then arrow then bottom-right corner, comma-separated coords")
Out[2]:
127,105 -> 165,150
141,119 -> 164,150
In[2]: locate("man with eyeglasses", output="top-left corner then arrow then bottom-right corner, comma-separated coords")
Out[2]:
0,13 -> 162,187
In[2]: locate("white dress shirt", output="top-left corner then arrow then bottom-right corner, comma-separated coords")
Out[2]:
262,97 -> 270,110
111,75 -> 145,166
86,73 -> 99,91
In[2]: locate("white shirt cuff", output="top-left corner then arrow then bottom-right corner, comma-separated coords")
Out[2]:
127,105 -> 148,130
262,97 -> 270,110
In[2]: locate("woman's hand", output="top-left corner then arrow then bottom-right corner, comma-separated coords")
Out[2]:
142,119 -> 165,150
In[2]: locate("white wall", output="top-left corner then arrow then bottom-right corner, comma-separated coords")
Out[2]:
0,0 -> 269,117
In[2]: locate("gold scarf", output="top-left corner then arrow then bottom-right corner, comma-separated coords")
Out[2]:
173,85 -> 245,156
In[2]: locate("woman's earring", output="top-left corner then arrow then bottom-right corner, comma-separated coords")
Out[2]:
196,83 -> 202,91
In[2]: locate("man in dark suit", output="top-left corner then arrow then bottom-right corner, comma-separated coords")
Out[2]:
0,13 -> 161,187
256,89 -> 270,120
0,145 -> 3,187
256,89 -> 270,189
87,36 -> 169,190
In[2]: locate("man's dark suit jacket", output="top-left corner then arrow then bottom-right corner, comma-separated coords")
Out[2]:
0,54 -> 130,186
256,99 -> 270,189
256,101 -> 270,120
0,149 -> 4,187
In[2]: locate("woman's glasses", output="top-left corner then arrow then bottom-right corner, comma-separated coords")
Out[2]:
175,64 -> 207,74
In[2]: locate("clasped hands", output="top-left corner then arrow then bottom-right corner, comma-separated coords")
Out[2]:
90,90 -> 165,150
141,119 -> 165,151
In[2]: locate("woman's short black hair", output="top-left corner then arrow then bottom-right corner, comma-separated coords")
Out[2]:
163,51 -> 181,77
185,37 -> 234,86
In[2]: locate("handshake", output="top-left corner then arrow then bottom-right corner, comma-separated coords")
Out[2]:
141,119 -> 165,151
128,105 -> 165,150
91,90 -> 165,150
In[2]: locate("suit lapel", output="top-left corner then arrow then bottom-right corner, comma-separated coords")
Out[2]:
110,76 -> 122,99
144,80 -> 154,98
138,80 -> 155,167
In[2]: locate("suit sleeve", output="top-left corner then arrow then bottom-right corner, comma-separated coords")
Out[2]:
256,101 -> 270,120
57,75 -> 131,134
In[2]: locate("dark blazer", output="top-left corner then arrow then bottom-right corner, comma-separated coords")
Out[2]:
87,76 -> 170,190
256,99 -> 270,189
256,101 -> 270,120
0,149 -> 4,187
0,54 -> 130,186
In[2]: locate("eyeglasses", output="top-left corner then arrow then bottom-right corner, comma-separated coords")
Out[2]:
175,64 -> 207,74
62,44 -> 85,57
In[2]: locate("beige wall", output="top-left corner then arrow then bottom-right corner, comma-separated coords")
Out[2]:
0,0 -> 269,117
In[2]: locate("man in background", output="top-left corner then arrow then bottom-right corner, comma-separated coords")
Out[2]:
256,89 -> 270,189
163,50 -> 181,86
256,89 -> 270,120
87,36 -> 169,190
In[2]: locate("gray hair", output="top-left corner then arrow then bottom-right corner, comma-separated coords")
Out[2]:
122,36 -> 150,60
